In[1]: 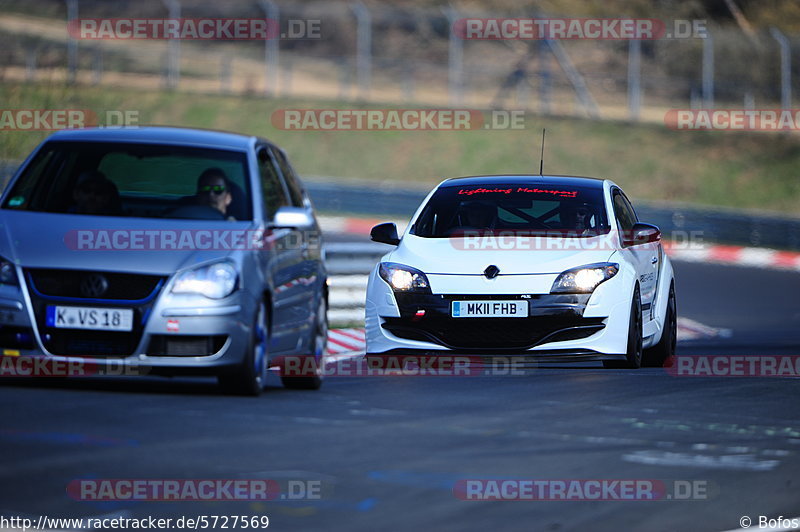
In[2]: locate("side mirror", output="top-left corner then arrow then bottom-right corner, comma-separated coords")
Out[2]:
370,222 -> 400,246
623,222 -> 661,247
271,206 -> 314,230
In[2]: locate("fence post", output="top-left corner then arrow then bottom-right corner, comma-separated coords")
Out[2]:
769,27 -> 791,109
628,38 -> 641,121
65,0 -> 78,84
161,0 -> 181,89
444,7 -> 463,106
351,2 -> 372,100
259,0 -> 279,96
538,39 -> 551,114
220,55 -> 232,94
25,48 -> 37,82
92,46 -> 102,85
702,29 -> 714,108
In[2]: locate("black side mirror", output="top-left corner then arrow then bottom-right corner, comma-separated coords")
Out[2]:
370,222 -> 400,246
623,222 -> 661,247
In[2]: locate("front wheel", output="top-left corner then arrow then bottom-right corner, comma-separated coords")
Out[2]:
281,296 -> 327,390
604,285 -> 642,369
643,283 -> 676,367
218,302 -> 268,396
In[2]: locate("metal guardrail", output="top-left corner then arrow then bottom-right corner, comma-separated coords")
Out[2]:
3,163 -> 799,251
306,179 -> 800,251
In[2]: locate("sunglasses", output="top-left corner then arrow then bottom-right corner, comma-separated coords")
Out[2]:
199,185 -> 227,194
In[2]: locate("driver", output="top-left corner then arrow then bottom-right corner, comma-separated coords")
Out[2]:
560,202 -> 596,235
196,167 -> 232,216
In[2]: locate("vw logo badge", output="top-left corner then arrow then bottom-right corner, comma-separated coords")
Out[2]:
80,273 -> 109,298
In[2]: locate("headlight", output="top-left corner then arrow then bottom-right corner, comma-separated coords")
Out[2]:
379,262 -> 430,293
171,261 -> 238,299
0,256 -> 18,286
551,262 -> 619,294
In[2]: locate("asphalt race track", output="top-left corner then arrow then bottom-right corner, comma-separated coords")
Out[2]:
0,242 -> 798,532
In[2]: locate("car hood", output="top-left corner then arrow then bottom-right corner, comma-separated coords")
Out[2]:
0,211 -> 258,275
388,234 -> 618,275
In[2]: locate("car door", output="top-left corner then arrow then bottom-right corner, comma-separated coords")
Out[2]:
270,147 -> 320,344
612,189 -> 658,314
256,145 -> 305,353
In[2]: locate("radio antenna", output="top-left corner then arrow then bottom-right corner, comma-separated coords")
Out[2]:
538,128 -> 546,176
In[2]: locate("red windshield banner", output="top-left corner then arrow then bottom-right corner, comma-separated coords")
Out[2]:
457,187 -> 579,198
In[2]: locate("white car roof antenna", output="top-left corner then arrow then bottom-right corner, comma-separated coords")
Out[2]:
538,128 -> 546,176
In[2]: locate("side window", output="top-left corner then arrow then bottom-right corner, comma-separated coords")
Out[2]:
612,191 -> 637,233
272,149 -> 304,207
257,148 -> 289,218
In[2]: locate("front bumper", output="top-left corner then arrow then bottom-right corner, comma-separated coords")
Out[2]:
365,267 -> 632,356
0,273 -> 255,376
383,292 -> 603,350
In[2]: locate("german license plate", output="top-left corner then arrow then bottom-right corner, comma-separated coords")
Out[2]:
46,306 -> 134,332
451,300 -> 528,318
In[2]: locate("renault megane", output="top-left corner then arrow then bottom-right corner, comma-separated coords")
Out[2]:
365,175 -> 676,368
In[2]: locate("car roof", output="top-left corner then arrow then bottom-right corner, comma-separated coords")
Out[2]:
45,126 -> 263,151
439,174 -> 606,189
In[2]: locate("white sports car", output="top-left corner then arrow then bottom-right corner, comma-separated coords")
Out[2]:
365,175 -> 676,368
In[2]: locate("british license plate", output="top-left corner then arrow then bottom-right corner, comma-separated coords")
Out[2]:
451,300 -> 528,318
46,306 -> 134,332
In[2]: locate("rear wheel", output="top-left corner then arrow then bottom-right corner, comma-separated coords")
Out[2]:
281,297 -> 327,390
604,285 -> 642,369
643,283 -> 676,367
218,302 -> 268,396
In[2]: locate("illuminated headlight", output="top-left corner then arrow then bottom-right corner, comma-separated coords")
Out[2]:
379,262 -> 430,293
551,263 -> 619,294
171,261 -> 238,299
0,256 -> 18,286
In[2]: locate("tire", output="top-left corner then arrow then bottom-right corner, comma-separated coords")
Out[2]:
605,285 -> 642,369
218,302 -> 268,396
643,283 -> 676,368
281,296 -> 327,390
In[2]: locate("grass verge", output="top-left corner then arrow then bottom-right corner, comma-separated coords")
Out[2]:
1,81 -> 799,215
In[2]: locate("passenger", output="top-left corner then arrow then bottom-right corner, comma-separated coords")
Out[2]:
458,201 -> 497,230
71,171 -> 122,216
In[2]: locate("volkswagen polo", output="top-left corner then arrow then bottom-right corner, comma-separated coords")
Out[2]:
0,127 -> 327,394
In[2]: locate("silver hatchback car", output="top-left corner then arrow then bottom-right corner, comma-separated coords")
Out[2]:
0,127 -> 327,395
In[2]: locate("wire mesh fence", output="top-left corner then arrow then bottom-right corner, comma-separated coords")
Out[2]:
0,0 -> 797,123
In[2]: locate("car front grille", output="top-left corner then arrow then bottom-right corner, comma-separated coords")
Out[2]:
24,269 -> 165,357
26,268 -> 163,301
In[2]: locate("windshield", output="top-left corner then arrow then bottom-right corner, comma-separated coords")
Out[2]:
2,141 -> 252,220
411,182 -> 610,238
